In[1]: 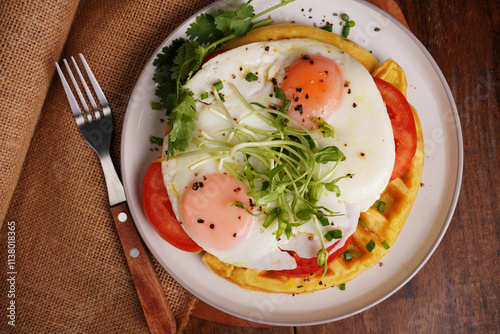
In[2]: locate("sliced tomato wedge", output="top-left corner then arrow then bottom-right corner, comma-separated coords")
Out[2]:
142,161 -> 202,252
374,77 -> 417,181
272,236 -> 353,277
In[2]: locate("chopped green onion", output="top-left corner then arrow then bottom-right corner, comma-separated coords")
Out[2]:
382,240 -> 390,250
343,250 -> 352,261
245,72 -> 259,82
358,218 -> 366,227
200,92 -> 209,100
218,92 -> 225,102
213,80 -> 224,91
149,136 -> 163,146
321,25 -> 333,32
342,25 -> 351,38
151,102 -> 162,110
339,283 -> 346,290
319,217 -> 330,226
351,251 -> 362,258
341,13 -> 349,21
325,229 -> 342,241
372,200 -> 386,212
366,239 -> 376,252
348,20 -> 355,27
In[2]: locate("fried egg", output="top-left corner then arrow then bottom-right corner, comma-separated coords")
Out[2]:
161,38 -> 395,270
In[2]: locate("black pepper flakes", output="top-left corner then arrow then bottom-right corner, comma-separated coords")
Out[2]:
348,88 -> 351,94
192,182 -> 200,190
294,104 -> 304,115
293,96 -> 300,101
352,103 -> 357,108
296,87 -> 303,93
234,187 -> 241,193
249,199 -> 255,207
309,60 -> 314,65
265,46 -> 270,51
305,94 -> 309,99
210,224 -> 215,229
197,219 -> 204,224
272,78 -> 277,85
233,233 -> 237,237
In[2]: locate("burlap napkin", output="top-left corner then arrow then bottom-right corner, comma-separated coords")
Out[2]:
0,0 -> 408,332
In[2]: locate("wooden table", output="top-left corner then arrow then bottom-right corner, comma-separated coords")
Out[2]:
184,0 -> 500,332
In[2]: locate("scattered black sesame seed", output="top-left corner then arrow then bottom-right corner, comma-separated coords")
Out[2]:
352,103 -> 357,108
192,182 -> 200,190
309,60 -> 314,64
197,219 -> 204,224
296,88 -> 303,92
348,88 -> 351,94
301,55 -> 310,60
249,198 -> 255,207
297,285 -> 303,288
305,93 -> 309,99
233,233 -> 237,237
272,78 -> 278,85
265,46 -> 270,51
234,187 -> 241,193
293,96 -> 300,101
210,224 -> 215,229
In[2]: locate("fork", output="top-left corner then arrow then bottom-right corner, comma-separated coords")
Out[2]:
56,54 -> 176,334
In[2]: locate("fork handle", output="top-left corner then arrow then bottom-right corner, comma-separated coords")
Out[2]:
110,202 -> 177,334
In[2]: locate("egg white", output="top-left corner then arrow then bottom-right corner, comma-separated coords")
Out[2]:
161,38 -> 394,270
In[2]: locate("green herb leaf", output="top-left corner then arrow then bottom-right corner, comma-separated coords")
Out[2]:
314,146 -> 346,164
381,240 -> 390,250
366,239 -> 376,252
186,13 -> 225,45
311,117 -> 334,138
325,229 -> 343,241
149,136 -> 163,146
245,72 -> 259,82
214,2 -> 255,37
167,88 -> 198,155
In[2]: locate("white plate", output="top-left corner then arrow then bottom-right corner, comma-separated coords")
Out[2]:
121,0 -> 462,326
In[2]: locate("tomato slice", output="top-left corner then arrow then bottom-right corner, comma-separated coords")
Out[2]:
272,236 -> 353,277
142,161 -> 202,252
374,77 -> 417,181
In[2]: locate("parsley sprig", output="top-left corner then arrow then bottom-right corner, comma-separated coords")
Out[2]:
153,0 -> 296,156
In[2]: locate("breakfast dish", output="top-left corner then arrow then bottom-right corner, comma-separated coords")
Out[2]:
122,0 -> 462,324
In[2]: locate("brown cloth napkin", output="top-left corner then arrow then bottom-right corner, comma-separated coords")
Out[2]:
0,0 -> 408,332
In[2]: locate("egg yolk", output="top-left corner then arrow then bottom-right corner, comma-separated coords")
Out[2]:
281,56 -> 344,129
181,173 -> 252,251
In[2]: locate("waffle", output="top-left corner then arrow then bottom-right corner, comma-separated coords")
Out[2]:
202,24 -> 424,293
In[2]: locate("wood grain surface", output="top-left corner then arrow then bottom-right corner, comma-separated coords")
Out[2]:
183,0 -> 500,332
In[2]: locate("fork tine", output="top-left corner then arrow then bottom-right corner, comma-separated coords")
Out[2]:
55,62 -> 85,127
79,54 -> 111,118
63,58 -> 94,121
